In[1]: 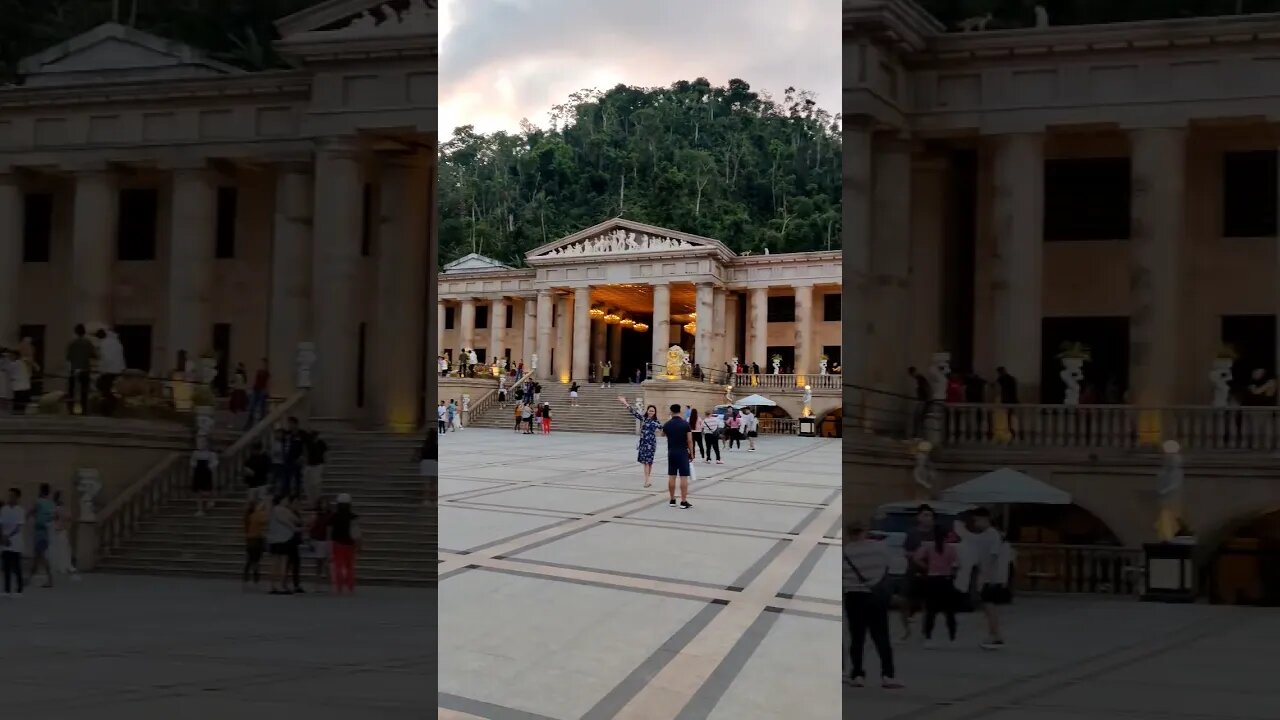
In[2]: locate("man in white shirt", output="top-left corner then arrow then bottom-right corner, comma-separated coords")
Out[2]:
954,508 -> 1007,649
742,409 -> 758,450
0,487 -> 25,596
436,401 -> 447,434
95,327 -> 127,416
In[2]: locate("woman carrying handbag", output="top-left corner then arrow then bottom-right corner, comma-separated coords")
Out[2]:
843,519 -> 902,689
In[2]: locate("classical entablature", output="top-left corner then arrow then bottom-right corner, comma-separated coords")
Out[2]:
844,0 -> 1280,135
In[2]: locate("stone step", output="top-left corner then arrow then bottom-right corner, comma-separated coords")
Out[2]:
117,538 -> 435,559
95,561 -> 434,586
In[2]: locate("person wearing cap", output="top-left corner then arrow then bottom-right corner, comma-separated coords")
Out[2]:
329,493 -> 361,594
844,519 -> 902,689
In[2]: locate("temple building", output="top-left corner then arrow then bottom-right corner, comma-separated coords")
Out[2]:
0,0 -> 434,429
845,1 -> 1280,406
437,218 -> 842,384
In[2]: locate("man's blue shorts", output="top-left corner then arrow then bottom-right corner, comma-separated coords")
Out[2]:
667,453 -> 692,477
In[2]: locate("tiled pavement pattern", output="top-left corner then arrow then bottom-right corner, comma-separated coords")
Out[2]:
846,595 -> 1280,720
438,428 -> 842,720
0,575 -> 431,719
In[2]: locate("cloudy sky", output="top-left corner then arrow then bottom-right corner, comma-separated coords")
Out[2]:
439,0 -> 840,139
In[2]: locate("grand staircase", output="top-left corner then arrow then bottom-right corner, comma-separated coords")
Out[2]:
466,382 -> 639,434
96,430 -> 433,587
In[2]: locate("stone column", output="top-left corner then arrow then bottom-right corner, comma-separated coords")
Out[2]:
0,175 -> 22,345
1130,127 -> 1186,409
310,138 -> 363,418
70,169 -> 116,331
695,283 -> 715,368
269,166 -> 313,396
436,302 -> 446,363
572,287 -> 591,381
609,322 -> 623,375
652,282 -> 671,370
723,291 -> 739,369
372,153 -> 428,429
869,138 -> 912,388
990,133 -> 1045,398
591,316 -> 607,380
458,298 -> 476,353
489,297 -> 506,366
712,287 -> 727,372
165,166 -> 217,365
535,290 -> 553,380
749,287 -> 768,369
794,284 -> 815,376
555,294 -> 573,382
522,296 -> 537,368
844,120 -> 873,384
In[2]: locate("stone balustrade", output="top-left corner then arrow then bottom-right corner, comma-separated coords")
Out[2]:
733,373 -> 841,391
942,403 -> 1280,452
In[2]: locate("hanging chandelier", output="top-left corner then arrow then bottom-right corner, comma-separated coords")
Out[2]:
620,317 -> 635,327
632,322 -> 649,332
589,307 -> 605,319
603,313 -> 621,325
683,320 -> 696,334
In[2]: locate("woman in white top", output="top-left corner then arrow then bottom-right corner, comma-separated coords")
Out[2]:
267,494 -> 299,594
1,349 -> 32,415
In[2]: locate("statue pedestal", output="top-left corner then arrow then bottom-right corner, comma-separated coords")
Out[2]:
798,416 -> 816,437
1141,541 -> 1196,603
75,518 -> 98,571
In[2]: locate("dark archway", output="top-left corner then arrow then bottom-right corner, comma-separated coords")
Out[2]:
1206,509 -> 1280,606
817,406 -> 842,438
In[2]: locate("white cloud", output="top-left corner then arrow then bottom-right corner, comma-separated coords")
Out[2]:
439,0 -> 840,138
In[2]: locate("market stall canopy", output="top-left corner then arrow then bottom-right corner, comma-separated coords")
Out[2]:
733,394 -> 777,408
940,468 -> 1071,505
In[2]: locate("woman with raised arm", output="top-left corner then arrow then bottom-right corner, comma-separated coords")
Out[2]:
620,396 -> 661,488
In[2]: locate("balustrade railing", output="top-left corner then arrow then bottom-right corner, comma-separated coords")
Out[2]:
733,373 -> 841,391
463,371 -> 530,425
943,403 -> 1280,451
759,417 -> 797,434
1012,543 -> 1143,596
95,391 -> 307,564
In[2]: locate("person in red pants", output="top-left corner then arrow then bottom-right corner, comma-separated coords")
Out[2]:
329,493 -> 361,594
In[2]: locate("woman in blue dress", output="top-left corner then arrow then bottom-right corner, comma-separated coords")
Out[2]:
619,397 -> 661,488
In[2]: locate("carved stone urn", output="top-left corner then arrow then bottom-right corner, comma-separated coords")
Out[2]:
1209,357 -> 1233,408
1061,357 -> 1085,405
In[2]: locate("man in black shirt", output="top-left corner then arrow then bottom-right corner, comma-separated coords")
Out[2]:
661,404 -> 695,509
907,367 -> 931,438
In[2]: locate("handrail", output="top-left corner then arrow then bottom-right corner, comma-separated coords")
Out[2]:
464,371 -> 531,425
93,390 -> 307,565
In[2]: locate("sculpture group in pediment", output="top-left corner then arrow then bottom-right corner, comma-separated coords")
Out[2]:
546,229 -> 696,257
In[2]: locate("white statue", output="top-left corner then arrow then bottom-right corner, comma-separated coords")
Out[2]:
1210,358 -> 1233,408
1061,357 -> 1085,405
195,406 -> 215,440
802,385 -> 812,406
462,394 -> 470,413
499,357 -> 508,370
296,342 -> 316,389
725,385 -> 734,403
468,348 -> 478,366
666,345 -> 687,377
958,13 -> 992,32
1155,442 -> 1186,542
1034,4 -> 1050,27
771,356 -> 781,375
928,353 -> 951,403
912,445 -> 934,491
531,353 -> 538,372
77,468 -> 102,522
819,357 -> 828,375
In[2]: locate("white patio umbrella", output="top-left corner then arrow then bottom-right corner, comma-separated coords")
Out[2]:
732,394 -> 776,408
939,468 -> 1071,505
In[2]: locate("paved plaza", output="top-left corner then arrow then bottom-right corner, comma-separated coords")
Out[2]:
0,574 -> 431,718
437,427 -> 842,720
848,595 -> 1280,720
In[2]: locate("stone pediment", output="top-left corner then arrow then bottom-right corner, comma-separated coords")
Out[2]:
442,253 -> 514,274
17,23 -> 241,87
527,219 -> 733,261
276,0 -> 434,42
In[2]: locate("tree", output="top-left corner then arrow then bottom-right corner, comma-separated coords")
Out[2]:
439,79 -> 842,265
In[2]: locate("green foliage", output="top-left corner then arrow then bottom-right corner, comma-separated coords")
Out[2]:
0,0 -> 321,83
921,0 -> 1280,29
439,79 -> 842,266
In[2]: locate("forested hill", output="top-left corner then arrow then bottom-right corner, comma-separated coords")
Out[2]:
438,79 -> 842,266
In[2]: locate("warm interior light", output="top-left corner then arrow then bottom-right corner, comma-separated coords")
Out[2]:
589,307 -> 605,319
683,321 -> 696,334
603,313 -> 621,325
632,322 -> 649,332
620,317 -> 635,327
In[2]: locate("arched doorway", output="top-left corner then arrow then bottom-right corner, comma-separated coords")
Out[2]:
1207,509 -> 1280,606
817,407 -> 842,438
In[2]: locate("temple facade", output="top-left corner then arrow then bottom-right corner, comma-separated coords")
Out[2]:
0,0 -> 435,429
845,1 -> 1280,406
437,219 -> 842,385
